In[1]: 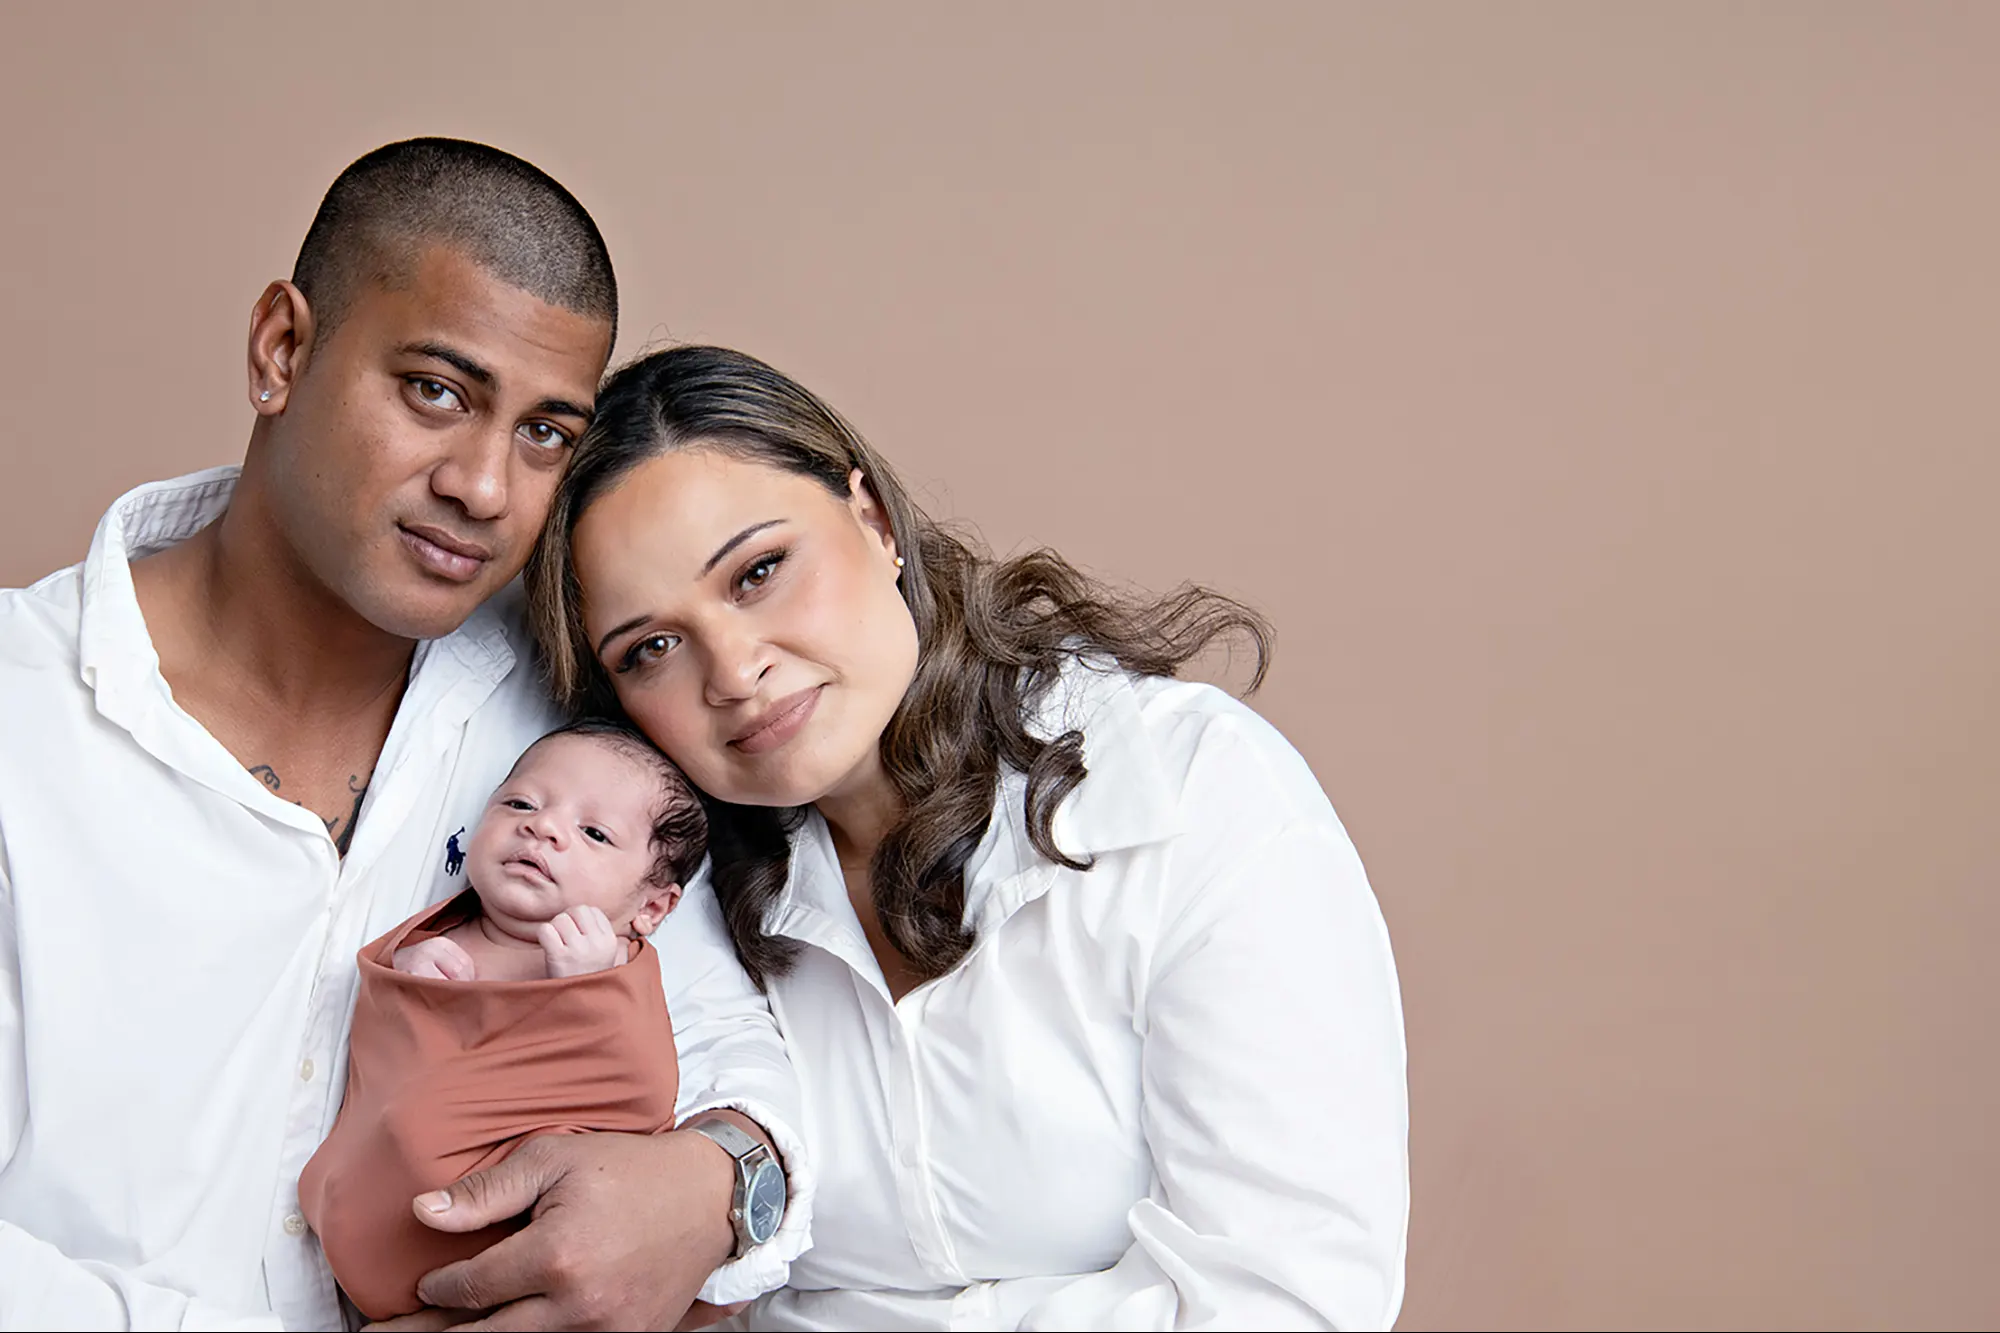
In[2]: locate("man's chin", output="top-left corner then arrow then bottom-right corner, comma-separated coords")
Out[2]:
355,581 -> 502,642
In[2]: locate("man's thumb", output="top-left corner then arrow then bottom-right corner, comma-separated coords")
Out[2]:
411,1141 -> 559,1232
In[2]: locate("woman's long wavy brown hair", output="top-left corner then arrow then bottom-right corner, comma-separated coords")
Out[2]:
528,345 -> 1271,991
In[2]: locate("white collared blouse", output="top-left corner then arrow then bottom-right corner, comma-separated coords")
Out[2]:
740,662 -> 1409,1330
0,470 -> 815,1331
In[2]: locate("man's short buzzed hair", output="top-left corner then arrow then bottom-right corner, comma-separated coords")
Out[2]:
291,136 -> 617,346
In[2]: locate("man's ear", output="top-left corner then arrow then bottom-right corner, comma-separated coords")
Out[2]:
247,279 -> 315,416
631,881 -> 683,937
847,467 -> 899,568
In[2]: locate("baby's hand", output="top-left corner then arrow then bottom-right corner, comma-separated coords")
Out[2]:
538,905 -> 624,978
392,936 -> 477,981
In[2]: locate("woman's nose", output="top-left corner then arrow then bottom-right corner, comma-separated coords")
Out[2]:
702,628 -> 773,706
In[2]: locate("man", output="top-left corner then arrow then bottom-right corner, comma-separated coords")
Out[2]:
0,139 -> 810,1331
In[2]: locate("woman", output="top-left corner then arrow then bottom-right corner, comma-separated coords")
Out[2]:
527,346 -> 1408,1330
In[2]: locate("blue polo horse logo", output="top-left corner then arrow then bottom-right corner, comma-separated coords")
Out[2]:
443,827 -> 467,877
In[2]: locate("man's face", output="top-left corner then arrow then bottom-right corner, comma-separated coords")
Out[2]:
265,246 -> 611,640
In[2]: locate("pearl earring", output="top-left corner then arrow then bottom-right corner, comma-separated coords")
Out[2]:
894,556 -> 905,568
259,390 -> 272,402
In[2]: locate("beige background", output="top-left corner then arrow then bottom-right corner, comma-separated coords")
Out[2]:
3,3 -> 1996,1329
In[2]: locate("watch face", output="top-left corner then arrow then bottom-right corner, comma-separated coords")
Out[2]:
746,1160 -> 786,1243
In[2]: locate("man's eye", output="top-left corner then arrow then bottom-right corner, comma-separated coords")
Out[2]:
520,421 -> 572,451
410,377 -> 464,411
582,826 -> 611,845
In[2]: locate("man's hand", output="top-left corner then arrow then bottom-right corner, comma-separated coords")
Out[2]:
365,1130 -> 736,1331
537,906 -> 623,978
394,936 -> 477,980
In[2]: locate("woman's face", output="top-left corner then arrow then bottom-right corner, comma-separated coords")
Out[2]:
572,447 -> 918,810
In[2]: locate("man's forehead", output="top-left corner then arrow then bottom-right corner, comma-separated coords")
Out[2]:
345,246 -> 612,391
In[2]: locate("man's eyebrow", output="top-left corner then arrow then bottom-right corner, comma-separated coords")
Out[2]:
533,395 -> 595,424
399,343 -> 593,422
397,341 -> 494,386
701,519 -> 785,577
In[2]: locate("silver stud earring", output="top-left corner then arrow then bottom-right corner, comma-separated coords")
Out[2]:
259,390 -> 272,402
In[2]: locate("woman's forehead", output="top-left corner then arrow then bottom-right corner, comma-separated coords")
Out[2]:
586,450 -> 825,541
573,449 -> 842,607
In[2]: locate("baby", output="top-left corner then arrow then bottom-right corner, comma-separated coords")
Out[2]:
300,719 -> 706,1321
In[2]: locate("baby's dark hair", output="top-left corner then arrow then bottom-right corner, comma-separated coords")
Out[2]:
523,718 -> 708,891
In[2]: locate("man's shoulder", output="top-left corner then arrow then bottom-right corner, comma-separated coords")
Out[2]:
0,562 -> 85,678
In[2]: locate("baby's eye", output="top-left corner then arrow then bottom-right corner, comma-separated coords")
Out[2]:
582,826 -> 611,845
503,798 -> 534,811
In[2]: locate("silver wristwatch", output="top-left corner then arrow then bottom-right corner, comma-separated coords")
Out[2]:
684,1116 -> 787,1258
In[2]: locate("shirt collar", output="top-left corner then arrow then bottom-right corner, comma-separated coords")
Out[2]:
958,659 -> 1181,933
774,658 -> 1182,945
76,466 -> 519,734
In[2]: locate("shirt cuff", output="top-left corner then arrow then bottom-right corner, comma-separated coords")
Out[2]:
677,1093 -> 814,1306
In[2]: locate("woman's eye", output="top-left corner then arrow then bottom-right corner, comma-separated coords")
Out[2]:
409,377 -> 464,411
737,551 -> 786,593
582,826 -> 610,845
617,631 -> 680,674
519,421 -> 571,451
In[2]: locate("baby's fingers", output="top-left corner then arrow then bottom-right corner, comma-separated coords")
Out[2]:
434,937 -> 477,981
548,911 -> 584,947
574,904 -> 614,937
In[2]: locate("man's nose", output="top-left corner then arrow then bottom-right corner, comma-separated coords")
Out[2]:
430,423 -> 512,523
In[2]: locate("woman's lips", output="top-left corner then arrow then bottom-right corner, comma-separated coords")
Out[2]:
729,685 -> 824,756
398,523 -> 492,583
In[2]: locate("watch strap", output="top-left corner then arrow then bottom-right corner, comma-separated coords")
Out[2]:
684,1116 -> 781,1258
684,1116 -> 760,1163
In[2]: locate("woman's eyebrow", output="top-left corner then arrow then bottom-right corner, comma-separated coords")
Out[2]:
701,519 -> 785,576
593,518 -> 789,658
596,615 -> 651,658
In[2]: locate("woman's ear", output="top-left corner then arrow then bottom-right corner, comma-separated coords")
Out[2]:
247,279 -> 315,416
631,881 -> 683,937
847,467 -> 899,568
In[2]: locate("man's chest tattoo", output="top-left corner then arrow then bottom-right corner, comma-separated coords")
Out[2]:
246,765 -> 371,857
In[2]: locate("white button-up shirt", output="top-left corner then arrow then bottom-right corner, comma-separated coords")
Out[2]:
0,469 -> 815,1331
742,663 -> 1409,1330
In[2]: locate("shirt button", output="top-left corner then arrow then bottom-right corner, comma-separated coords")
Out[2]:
298,1059 -> 315,1082
283,1213 -> 307,1237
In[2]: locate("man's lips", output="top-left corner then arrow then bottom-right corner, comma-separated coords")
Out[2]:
398,522 -> 494,583
729,685 -> 824,756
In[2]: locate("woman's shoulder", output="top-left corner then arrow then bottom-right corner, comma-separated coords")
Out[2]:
1036,657 -> 1339,839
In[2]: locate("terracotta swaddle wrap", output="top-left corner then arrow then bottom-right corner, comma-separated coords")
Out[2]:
299,891 -> 681,1320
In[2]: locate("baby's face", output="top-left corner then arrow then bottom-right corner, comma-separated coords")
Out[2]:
465,733 -> 665,936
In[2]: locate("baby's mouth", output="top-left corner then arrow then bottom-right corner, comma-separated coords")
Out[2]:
508,851 -> 555,884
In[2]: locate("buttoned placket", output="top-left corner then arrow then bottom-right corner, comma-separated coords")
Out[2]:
774,812 -> 1068,1304
250,633 -> 516,1326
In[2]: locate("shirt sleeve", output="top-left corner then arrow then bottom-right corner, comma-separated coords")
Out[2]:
0,840 -> 281,1332
1021,810 -> 1410,1331
651,864 -> 815,1307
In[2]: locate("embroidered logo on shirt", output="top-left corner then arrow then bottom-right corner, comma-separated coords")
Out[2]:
444,828 -> 467,877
